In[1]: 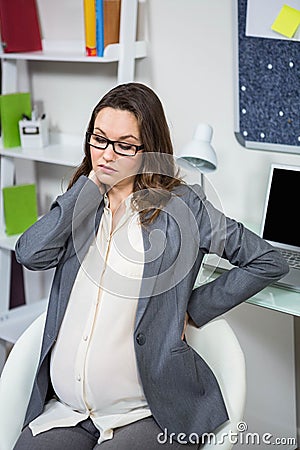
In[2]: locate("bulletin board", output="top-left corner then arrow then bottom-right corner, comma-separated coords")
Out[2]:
234,0 -> 300,155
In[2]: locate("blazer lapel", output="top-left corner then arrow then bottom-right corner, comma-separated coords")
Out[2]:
134,211 -> 168,330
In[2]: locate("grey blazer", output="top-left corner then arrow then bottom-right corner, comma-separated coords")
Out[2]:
15,175 -> 288,441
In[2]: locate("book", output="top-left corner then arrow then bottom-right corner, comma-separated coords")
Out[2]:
104,0 -> 121,48
0,0 -> 42,53
2,184 -> 38,236
10,252 -> 25,309
84,0 -> 97,56
0,92 -> 32,148
83,0 -> 120,57
96,0 -> 104,56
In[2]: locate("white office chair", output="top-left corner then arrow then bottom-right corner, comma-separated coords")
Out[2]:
185,318 -> 246,448
0,312 -> 46,450
0,315 -> 245,450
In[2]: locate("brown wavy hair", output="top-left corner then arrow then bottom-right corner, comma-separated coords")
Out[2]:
68,82 -> 184,225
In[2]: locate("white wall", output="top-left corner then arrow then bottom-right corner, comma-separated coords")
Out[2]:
32,0 -> 300,223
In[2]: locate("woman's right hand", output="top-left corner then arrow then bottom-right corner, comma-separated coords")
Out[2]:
88,169 -> 104,193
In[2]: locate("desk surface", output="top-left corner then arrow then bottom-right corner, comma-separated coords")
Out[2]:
246,283 -> 300,317
199,267 -> 300,317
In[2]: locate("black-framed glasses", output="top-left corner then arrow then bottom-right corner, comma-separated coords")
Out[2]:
86,132 -> 144,157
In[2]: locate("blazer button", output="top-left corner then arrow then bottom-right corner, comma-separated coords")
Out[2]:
136,333 -> 146,345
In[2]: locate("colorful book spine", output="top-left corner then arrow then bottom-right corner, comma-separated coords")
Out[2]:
104,0 -> 121,48
83,0 -> 120,58
83,0 -> 97,56
96,0 -> 104,56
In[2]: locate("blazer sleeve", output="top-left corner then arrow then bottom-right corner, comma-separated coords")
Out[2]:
186,184 -> 289,327
15,175 -> 102,271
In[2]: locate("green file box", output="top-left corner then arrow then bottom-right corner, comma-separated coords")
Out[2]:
2,184 -> 38,235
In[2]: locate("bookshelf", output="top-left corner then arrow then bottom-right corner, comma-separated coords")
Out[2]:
0,40 -> 146,64
0,0 -> 146,354
0,141 -> 83,166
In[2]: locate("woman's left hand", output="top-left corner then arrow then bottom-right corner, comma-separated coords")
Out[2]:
181,312 -> 189,340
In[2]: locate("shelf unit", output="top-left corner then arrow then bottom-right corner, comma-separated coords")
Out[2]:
0,40 -> 146,64
0,0 -> 146,349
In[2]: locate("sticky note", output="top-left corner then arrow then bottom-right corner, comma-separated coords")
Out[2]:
271,4 -> 300,38
2,184 -> 38,235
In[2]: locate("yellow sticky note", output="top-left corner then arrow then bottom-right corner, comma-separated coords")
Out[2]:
271,4 -> 300,38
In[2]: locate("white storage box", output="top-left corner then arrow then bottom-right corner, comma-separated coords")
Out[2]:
19,118 -> 49,148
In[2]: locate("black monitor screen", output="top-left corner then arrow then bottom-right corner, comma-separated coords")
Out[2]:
263,168 -> 300,248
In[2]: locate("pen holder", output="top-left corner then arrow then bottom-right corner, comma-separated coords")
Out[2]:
18,118 -> 49,148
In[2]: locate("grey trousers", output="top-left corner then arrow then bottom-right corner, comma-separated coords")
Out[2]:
13,416 -> 200,449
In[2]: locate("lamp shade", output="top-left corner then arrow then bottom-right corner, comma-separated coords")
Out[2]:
176,123 -> 217,173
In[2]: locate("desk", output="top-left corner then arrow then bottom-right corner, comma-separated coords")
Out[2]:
200,268 -> 299,449
247,283 -> 300,317
200,262 -> 300,316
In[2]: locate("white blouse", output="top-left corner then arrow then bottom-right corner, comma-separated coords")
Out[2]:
29,194 -> 152,444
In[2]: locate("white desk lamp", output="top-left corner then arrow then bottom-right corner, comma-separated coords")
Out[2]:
176,123 -> 218,190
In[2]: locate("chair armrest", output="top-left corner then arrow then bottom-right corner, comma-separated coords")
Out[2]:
0,312 -> 46,450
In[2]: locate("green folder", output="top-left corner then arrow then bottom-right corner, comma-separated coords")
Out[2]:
2,184 -> 38,235
0,92 -> 31,148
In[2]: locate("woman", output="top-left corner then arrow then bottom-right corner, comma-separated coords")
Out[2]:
14,83 -> 288,449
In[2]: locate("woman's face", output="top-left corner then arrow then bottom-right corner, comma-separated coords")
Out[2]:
90,107 -> 143,192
